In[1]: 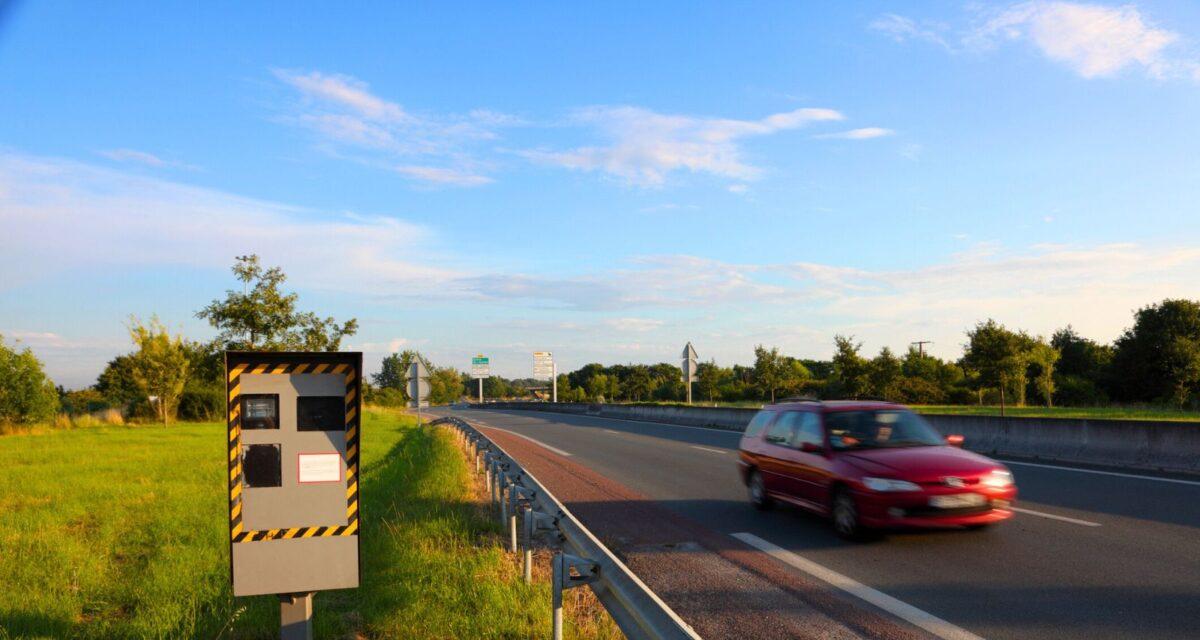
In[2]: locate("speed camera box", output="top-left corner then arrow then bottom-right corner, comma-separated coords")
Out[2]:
225,351 -> 362,597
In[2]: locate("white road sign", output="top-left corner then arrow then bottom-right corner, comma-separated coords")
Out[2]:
532,351 -> 555,381
471,355 -> 490,379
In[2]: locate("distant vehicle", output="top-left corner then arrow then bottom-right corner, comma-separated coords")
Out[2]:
737,400 -> 1016,539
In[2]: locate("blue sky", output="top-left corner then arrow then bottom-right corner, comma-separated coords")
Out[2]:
3,1 -> 1200,387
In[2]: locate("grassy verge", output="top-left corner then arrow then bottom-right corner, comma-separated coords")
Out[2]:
0,409 -> 617,639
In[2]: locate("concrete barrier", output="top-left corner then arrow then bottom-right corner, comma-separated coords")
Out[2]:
485,402 -> 1200,475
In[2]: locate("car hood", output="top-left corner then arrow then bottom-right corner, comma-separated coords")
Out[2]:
841,446 -> 1000,482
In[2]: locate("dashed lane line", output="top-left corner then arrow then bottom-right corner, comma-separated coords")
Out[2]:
1011,507 -> 1101,527
732,532 -> 986,640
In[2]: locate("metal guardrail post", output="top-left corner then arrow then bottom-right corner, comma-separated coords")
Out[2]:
524,509 -> 557,585
552,553 -> 599,640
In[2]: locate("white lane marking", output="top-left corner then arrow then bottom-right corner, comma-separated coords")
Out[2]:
691,445 -> 729,454
479,426 -> 573,457
999,460 -> 1200,487
732,532 -> 985,640
1010,507 -> 1101,527
603,429 -> 620,434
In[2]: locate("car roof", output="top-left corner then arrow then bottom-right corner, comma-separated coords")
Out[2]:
764,399 -> 907,412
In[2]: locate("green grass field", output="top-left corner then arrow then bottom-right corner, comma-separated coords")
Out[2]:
0,410 -> 615,639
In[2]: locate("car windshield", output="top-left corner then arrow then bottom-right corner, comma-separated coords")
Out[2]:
826,410 -> 944,451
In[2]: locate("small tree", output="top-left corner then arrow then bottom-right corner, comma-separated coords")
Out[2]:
197,255 -> 357,351
695,360 -> 723,403
1026,339 -> 1060,408
0,336 -> 60,425
753,345 -> 786,402
868,347 -> 902,400
127,317 -> 190,426
1164,336 -> 1200,408
831,335 -> 870,399
962,320 -> 1026,416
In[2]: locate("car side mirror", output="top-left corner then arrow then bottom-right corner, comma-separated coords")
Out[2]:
799,442 -> 823,454
946,434 -> 964,447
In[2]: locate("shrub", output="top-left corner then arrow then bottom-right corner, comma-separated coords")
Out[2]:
0,337 -> 60,425
178,382 -> 223,421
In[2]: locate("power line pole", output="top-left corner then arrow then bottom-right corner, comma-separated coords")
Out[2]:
911,341 -> 933,357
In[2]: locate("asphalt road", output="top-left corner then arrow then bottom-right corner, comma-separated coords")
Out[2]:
442,407 -> 1200,640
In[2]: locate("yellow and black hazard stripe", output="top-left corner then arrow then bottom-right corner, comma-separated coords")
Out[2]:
227,359 -> 360,544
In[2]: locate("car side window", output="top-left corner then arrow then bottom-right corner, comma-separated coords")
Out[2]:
792,412 -> 824,449
764,412 -> 798,446
743,410 -> 776,438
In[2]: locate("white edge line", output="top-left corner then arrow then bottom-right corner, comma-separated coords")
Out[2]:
479,425 -> 573,457
602,428 -> 620,434
1010,507 -> 1101,527
731,532 -> 985,640
999,460 -> 1200,487
691,445 -> 729,454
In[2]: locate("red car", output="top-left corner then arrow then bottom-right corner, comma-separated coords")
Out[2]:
737,400 -> 1016,539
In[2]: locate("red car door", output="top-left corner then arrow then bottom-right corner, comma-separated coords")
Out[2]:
758,411 -> 803,498
789,411 -> 833,509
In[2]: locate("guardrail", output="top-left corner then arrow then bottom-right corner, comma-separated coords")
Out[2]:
429,416 -> 702,640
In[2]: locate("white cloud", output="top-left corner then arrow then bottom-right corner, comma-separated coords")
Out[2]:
272,69 -> 510,186
604,318 -> 665,332
0,152 -> 461,295
969,2 -> 1180,79
870,14 -> 952,50
523,105 -> 844,186
876,2 -> 1198,81
727,184 -> 749,194
816,127 -> 895,140
393,165 -> 493,186
97,148 -> 196,170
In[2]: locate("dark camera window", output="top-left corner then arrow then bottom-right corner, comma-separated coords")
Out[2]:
297,396 -> 345,432
241,394 -> 279,430
242,444 -> 281,487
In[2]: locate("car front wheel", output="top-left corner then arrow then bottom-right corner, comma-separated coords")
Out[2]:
832,488 -> 868,540
748,470 -> 772,510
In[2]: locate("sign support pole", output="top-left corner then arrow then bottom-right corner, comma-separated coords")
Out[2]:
279,592 -> 314,640
479,378 -> 483,404
552,362 -> 557,403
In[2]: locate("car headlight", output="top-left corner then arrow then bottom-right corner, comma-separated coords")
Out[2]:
862,477 -> 921,492
982,469 -> 1013,488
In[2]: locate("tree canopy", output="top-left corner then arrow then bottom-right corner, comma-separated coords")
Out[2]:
196,255 -> 358,351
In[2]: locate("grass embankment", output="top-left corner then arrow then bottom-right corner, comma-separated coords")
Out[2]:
0,409 -> 616,639
606,400 -> 1200,422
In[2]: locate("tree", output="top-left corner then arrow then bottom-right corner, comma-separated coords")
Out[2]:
372,353 -> 407,390
752,345 -> 788,402
429,366 -> 465,405
696,360 -> 723,403
779,358 -> 812,398
0,336 -> 60,425
127,317 -> 190,426
868,347 -> 902,400
1050,327 -> 1112,406
961,320 -> 1027,415
197,255 -> 357,351
624,365 -> 652,402
1164,336 -> 1200,408
1112,299 -> 1200,405
1026,339 -> 1060,408
96,354 -> 147,414
831,336 -> 870,399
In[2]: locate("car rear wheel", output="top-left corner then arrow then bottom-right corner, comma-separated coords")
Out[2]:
748,470 -> 772,510
831,487 -> 868,540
